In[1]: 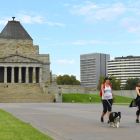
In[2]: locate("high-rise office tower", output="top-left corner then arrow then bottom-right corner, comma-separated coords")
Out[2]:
80,53 -> 110,88
108,55 -> 140,88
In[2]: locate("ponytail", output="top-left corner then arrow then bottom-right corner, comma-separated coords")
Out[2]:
102,80 -> 105,84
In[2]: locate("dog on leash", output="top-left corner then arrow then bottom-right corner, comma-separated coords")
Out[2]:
109,112 -> 121,128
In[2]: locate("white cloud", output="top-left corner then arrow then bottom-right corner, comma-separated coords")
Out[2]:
16,14 -> 44,24
89,40 -> 108,44
70,2 -> 126,21
54,59 -> 76,64
63,3 -> 70,7
72,40 -> 87,45
0,14 -> 44,25
120,18 -> 140,34
46,21 -> 66,27
72,40 -> 123,45
0,13 -> 65,27
0,17 -> 11,25
0,19 -> 8,25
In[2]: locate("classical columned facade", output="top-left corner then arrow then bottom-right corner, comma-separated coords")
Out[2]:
0,18 -> 51,86
1,66 -> 42,83
0,53 -> 45,84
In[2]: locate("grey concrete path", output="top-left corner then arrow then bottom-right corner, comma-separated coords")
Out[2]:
0,103 -> 139,140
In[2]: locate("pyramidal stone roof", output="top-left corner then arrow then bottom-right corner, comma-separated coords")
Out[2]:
0,18 -> 33,40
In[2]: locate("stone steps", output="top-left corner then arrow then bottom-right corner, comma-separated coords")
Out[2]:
0,83 -> 54,103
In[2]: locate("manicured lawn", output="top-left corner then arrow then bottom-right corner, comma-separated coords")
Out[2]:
62,93 -> 134,103
114,104 -> 130,105
0,109 -> 53,140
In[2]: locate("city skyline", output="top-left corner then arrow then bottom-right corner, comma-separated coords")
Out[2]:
0,0 -> 140,81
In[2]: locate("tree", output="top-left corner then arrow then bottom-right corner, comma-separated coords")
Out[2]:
57,75 -> 81,85
123,78 -> 139,90
97,75 -> 121,90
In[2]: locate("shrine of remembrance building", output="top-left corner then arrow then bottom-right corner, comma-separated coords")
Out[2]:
0,18 -> 51,85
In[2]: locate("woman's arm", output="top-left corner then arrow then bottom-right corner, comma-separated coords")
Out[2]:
136,87 -> 140,96
101,84 -> 106,98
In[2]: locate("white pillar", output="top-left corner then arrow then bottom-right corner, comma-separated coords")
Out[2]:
18,67 -> 22,83
11,67 -> 14,83
26,67 -> 29,83
4,67 -> 7,83
39,67 -> 42,83
33,67 -> 36,83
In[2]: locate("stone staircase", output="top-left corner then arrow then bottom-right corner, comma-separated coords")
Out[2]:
0,83 -> 54,103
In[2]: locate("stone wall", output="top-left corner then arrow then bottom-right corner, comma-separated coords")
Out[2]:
0,39 -> 33,45
43,84 -> 85,94
37,54 -> 50,63
43,84 -> 137,102
0,39 -> 39,55
85,90 -> 137,98
0,39 -> 50,64
84,87 -> 96,94
42,64 -> 51,84
43,84 -> 86,102
113,90 -> 137,98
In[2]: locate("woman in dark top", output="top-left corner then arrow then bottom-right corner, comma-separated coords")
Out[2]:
135,81 -> 140,123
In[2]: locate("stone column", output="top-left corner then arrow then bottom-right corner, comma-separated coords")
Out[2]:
33,67 -> 36,83
39,67 -> 42,83
18,67 -> 22,83
11,67 -> 14,83
26,67 -> 29,83
4,67 -> 7,83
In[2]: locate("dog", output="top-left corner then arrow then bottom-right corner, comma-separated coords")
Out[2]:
109,112 -> 121,128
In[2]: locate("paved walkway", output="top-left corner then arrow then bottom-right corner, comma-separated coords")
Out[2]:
0,103 -> 139,140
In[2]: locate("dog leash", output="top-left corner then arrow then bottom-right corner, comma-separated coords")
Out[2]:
105,98 -> 112,107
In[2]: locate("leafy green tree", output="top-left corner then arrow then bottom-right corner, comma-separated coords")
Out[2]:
97,75 -> 121,90
57,75 -> 81,85
123,78 -> 139,90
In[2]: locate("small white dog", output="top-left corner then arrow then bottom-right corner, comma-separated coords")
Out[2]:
109,112 -> 121,128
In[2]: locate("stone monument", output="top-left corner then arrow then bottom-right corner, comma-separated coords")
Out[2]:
0,17 -> 51,86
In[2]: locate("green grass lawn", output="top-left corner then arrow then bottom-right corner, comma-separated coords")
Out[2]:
62,93 -> 133,103
0,109 -> 53,140
114,104 -> 130,105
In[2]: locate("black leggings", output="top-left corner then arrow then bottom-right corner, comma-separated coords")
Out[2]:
102,99 -> 113,113
136,100 -> 140,116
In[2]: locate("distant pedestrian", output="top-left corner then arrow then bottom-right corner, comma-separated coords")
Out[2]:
7,85 -> 8,88
53,98 -> 56,103
135,80 -> 140,123
89,96 -> 91,102
100,77 -> 115,123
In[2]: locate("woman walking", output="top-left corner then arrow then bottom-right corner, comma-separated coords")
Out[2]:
101,77 -> 115,123
135,80 -> 140,123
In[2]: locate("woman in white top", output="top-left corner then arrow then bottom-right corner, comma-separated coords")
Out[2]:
101,77 -> 114,123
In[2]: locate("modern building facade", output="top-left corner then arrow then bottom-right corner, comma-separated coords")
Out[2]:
80,53 -> 110,88
0,17 -> 51,86
108,55 -> 140,87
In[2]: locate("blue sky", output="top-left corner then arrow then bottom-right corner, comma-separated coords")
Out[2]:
0,0 -> 140,80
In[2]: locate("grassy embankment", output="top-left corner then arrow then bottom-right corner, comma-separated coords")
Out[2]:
62,93 -> 133,105
0,109 -> 53,140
